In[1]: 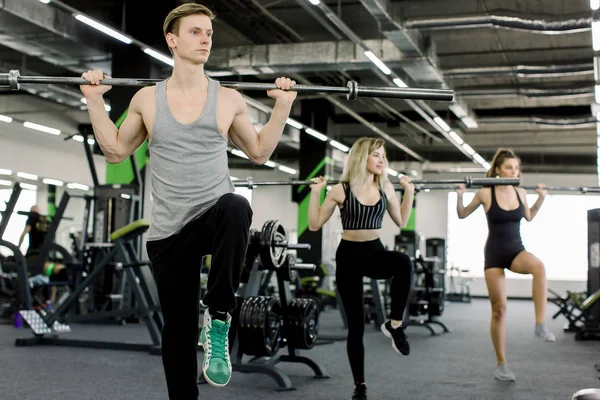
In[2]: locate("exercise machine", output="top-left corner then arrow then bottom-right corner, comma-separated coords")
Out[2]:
14,217 -> 163,354
403,255 -> 450,336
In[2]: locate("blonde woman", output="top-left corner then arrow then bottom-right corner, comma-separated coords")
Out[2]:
308,137 -> 415,400
456,148 -> 554,382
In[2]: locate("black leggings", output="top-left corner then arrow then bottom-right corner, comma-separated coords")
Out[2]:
335,238 -> 413,385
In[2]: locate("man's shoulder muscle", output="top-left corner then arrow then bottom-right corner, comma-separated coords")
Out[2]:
218,86 -> 244,112
131,86 -> 156,115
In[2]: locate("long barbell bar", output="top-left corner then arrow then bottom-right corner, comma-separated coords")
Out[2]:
429,184 -> 600,194
520,185 -> 600,194
1,69 -> 454,102
233,176 -> 520,189
272,242 -> 311,250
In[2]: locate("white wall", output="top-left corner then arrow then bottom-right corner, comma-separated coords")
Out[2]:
0,125 -> 106,188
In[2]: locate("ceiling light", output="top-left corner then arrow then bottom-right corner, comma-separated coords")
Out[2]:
433,117 -> 451,132
0,114 -> 12,123
265,161 -> 276,168
330,140 -> 349,152
592,0 -> 600,10
0,180 -> 12,186
593,21 -> 600,51
74,14 -> 133,44
448,131 -> 464,145
473,153 -> 486,164
20,183 -> 38,191
67,183 -> 90,191
278,165 -> 297,175
23,121 -> 61,136
308,0 -> 320,5
286,118 -> 303,129
17,172 -> 38,181
143,48 -> 174,66
462,143 -> 476,155
393,78 -> 407,88
386,168 -> 398,177
305,128 -> 328,141
0,169 -> 12,175
364,51 -> 391,75
42,178 -> 64,186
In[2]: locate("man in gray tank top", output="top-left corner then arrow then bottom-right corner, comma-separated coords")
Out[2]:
78,3 -> 297,399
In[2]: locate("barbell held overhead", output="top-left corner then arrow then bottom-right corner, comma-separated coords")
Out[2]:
1,69 -> 454,102
233,176 -> 521,189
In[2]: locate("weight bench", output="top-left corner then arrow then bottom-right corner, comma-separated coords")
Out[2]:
15,219 -> 164,354
550,288 -> 600,333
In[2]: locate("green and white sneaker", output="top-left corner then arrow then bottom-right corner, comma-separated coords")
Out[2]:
200,309 -> 232,387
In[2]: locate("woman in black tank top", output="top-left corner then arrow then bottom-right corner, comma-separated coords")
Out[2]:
307,137 -> 415,400
455,148 -> 555,382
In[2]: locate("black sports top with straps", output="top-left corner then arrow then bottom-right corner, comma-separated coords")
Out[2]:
340,182 -> 388,230
484,186 -> 526,268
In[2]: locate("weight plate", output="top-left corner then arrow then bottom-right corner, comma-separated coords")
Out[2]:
256,296 -> 282,357
285,297 -> 320,350
239,297 -> 260,356
259,220 -> 288,270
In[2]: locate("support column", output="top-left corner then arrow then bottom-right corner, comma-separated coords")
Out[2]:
47,184 -> 56,218
293,100 -> 332,264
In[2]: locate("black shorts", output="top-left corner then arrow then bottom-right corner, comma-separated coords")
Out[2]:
484,241 -> 525,270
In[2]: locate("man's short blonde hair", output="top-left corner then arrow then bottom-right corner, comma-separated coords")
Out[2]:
163,3 -> 215,37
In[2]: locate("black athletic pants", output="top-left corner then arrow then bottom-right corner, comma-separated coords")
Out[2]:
146,193 -> 253,400
335,238 -> 413,385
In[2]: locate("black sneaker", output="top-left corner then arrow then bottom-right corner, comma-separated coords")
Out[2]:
381,320 -> 410,355
352,384 -> 368,400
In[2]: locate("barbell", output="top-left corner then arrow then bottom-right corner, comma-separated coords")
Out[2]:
0,69 -> 454,102
521,185 -> 600,194
233,176 -> 521,189
249,220 -> 311,270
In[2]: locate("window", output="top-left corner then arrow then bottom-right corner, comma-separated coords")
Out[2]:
0,187 -> 38,256
447,192 -> 600,281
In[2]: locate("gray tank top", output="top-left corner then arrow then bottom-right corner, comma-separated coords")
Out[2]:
147,77 -> 235,241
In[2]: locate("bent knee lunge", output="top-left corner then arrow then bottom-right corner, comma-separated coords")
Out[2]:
216,193 -> 253,218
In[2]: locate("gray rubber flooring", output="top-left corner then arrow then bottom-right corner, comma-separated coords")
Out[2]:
0,298 -> 597,400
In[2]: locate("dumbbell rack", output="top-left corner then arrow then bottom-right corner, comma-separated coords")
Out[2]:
198,252 -> 330,391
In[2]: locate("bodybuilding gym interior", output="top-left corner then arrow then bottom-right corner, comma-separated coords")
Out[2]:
1,1 -> 600,399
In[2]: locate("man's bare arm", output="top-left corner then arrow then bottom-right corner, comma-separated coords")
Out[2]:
80,70 -> 148,164
228,78 -> 296,164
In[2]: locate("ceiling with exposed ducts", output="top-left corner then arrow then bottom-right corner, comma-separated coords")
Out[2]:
0,0 -> 597,175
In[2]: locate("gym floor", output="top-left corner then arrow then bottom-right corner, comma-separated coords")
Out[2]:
0,298 -> 596,400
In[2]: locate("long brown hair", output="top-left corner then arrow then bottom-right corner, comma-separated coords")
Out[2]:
486,148 -> 521,177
